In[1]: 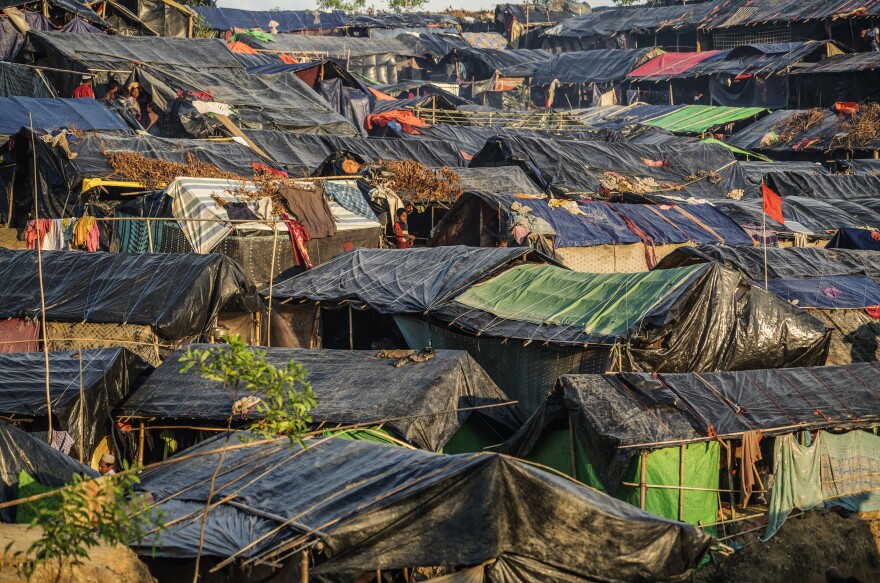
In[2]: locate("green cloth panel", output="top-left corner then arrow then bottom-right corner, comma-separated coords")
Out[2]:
15,470 -> 61,524
765,430 -> 880,540
321,426 -> 400,446
644,105 -> 767,134
453,264 -> 701,338
701,137 -> 774,162
619,442 -> 720,533
524,427 -> 607,492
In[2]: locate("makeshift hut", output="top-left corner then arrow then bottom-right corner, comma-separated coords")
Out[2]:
790,52 -> 880,107
134,433 -> 711,580
0,348 -> 147,469
504,362 -> 880,535
191,6 -> 348,34
656,245 -> 880,365
0,421 -> 96,523
0,250 -> 262,365
346,12 -> 459,37
430,193 -> 754,271
117,346 -> 523,460
495,2 -> 590,47
0,62 -> 54,98
435,47 -> 551,104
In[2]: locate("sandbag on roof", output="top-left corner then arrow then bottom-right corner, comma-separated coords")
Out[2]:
266,246 -> 531,313
0,421 -> 97,522
655,245 -> 880,283
0,97 -> 128,135
193,7 -> 348,32
134,434 -> 711,579
0,250 -> 260,340
533,48 -> 661,85
119,347 -> 522,451
434,262 -> 830,371
241,130 -> 467,176
0,348 -> 147,460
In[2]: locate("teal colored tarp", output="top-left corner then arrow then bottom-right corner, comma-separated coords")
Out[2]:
765,430 -> 880,539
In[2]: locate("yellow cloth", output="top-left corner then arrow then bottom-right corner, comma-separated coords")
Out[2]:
72,216 -> 96,248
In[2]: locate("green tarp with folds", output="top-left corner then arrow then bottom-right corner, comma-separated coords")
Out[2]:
453,264 -> 701,339
643,105 -> 766,134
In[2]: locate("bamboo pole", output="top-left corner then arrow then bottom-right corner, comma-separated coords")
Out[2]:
678,443 -> 685,521
78,351 -> 84,464
30,115 -> 53,443
138,421 -> 146,470
568,416 -> 578,480
266,219 -> 279,347
301,550 -> 309,583
726,440 -> 736,520
639,451 -> 647,510
348,304 -> 353,350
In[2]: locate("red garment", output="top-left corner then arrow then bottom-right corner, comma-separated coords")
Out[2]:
867,306 -> 880,319
393,220 -> 413,249
282,214 -> 313,269
71,83 -> 94,98
762,182 -> 785,225
25,219 -> 53,249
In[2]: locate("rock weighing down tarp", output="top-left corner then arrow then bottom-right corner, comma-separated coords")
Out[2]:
0,348 -> 147,463
118,347 -> 523,452
134,434 -> 712,580
0,250 -> 260,341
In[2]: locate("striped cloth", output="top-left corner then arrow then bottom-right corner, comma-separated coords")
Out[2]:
324,180 -> 378,223
166,177 -> 273,253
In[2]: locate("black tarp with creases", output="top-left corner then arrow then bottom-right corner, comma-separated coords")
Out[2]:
193,7 -> 348,32
0,250 -> 261,340
446,48 -> 551,79
0,421 -> 97,522
702,0 -> 880,29
0,62 -> 53,98
505,362 -> 880,491
1,129 -> 276,223
375,79 -> 473,106
655,245 -> 880,283
738,161 -> 830,186
533,48 -> 658,85
136,0 -> 189,37
764,172 -> 880,201
394,31 -> 470,59
456,167 -> 544,194
134,433 -> 712,580
350,13 -> 459,29
468,133 -> 744,197
434,263 -> 831,373
542,2 -> 716,38
0,348 -> 147,461
730,109 -> 880,153
119,347 -> 522,451
0,97 -> 129,134
827,228 -> 880,251
266,246 -> 534,313
0,0 -> 105,26
0,20 -> 25,62
241,130 -> 466,176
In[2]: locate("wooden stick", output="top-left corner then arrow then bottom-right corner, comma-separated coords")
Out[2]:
639,451 -> 647,510
78,351 -> 84,464
267,219 -> 279,346
679,443 -> 685,521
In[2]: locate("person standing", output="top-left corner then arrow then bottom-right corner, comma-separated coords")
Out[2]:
71,75 -> 94,98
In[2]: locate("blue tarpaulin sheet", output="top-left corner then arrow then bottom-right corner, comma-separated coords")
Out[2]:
0,97 -> 129,134
766,275 -> 880,309
525,200 -> 639,248
193,7 -> 348,32
826,228 -> 880,251
611,204 -> 692,244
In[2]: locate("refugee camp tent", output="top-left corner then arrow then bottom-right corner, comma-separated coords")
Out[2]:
0,421 -> 97,523
0,62 -> 54,98
192,7 -> 348,33
791,52 -> 880,106
1,0 -> 106,30
128,0 -> 194,37
504,362 -> 880,530
430,194 -> 753,271
0,96 -> 130,139
0,250 -> 261,365
118,346 -> 523,454
737,161 -> 830,187
576,103 -> 766,136
0,348 -> 147,465
656,246 -> 880,364
134,433 -> 711,581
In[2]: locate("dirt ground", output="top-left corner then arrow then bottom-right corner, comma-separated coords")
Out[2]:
695,509 -> 880,583
0,227 -> 25,250
0,523 -> 155,583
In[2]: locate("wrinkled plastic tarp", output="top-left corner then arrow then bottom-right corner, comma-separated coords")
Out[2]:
0,97 -> 128,134
193,7 -> 348,31
766,275 -> 880,309
534,48 -> 658,85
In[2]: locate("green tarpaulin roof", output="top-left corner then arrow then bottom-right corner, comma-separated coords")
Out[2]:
701,137 -> 773,162
453,264 -> 703,339
644,105 -> 766,134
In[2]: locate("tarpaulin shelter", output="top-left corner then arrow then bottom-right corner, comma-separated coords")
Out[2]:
737,161 -> 830,187
135,434 -> 711,580
827,228 -> 880,252
730,108 -> 880,155
789,52 -> 880,106
580,103 -> 766,135
192,7 -> 348,32
656,246 -> 880,365
0,348 -> 147,464
0,421 -> 97,523
0,0 -> 106,28
443,47 -> 551,79
628,51 -> 723,80
0,62 -> 54,98
241,130 -> 466,176
118,346 -> 523,453
430,192 -> 753,272
348,12 -> 458,31
701,0 -> 880,30
0,250 -> 261,365
395,31 -> 470,59
376,79 -> 473,106
123,0 -> 193,37
0,96 -> 128,137
503,362 -> 880,531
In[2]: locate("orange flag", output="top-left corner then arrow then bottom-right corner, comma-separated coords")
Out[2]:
762,182 -> 784,225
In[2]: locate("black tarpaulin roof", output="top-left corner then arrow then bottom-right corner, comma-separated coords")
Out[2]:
241,130 -> 466,176
793,51 -> 880,74
0,0 -> 106,26
192,7 -> 348,32
349,12 -> 459,29
702,0 -> 880,29
0,62 -> 54,99
0,348 -> 147,460
533,48 -> 660,85
729,108 -> 880,153
237,33 -> 417,59
507,363 -> 880,490
395,31 -> 469,58
543,2 -> 717,37
655,245 -> 880,283
266,246 -> 531,313
738,161 -> 830,186
134,434 -> 711,579
0,421 -> 97,522
118,347 -> 522,451
456,166 -> 544,194
686,41 -> 838,77
496,3 -> 590,26
0,97 -> 129,135
765,172 -> 880,201
449,48 -> 550,78
0,250 -> 261,340
28,31 -> 243,73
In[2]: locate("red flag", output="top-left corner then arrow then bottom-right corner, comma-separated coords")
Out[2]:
762,183 -> 784,225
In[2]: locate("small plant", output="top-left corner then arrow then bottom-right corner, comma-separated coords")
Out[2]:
179,335 -> 317,447
18,466 -> 160,582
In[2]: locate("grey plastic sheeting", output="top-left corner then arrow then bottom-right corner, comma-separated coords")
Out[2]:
0,250 -> 261,340
266,246 -> 528,313
119,347 -> 522,451
0,348 -> 147,460
0,97 -> 128,134
543,2 -> 716,37
134,434 -> 712,580
533,48 -> 657,85
0,421 -> 97,522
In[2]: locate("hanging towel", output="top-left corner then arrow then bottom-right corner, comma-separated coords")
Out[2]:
281,214 -> 312,269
